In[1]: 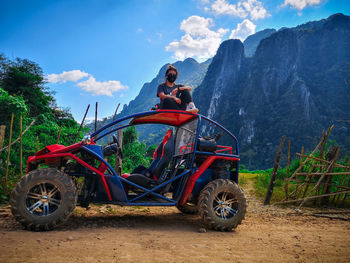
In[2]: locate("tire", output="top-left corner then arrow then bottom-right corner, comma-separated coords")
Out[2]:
198,179 -> 246,231
10,168 -> 77,231
176,202 -> 198,214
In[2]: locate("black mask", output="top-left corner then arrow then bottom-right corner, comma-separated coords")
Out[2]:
167,73 -> 176,83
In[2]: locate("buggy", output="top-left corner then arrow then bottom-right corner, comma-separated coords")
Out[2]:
10,110 -> 246,231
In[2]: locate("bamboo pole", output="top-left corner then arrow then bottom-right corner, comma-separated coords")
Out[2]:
20,115 -> 23,177
0,119 -> 35,153
115,125 -> 123,175
264,135 -> 286,205
274,190 -> 350,205
294,172 -> 350,176
284,140 -> 291,199
5,113 -> 14,192
56,126 -> 62,144
0,125 -> 5,149
94,102 -> 98,132
295,153 -> 348,168
300,146 -> 304,166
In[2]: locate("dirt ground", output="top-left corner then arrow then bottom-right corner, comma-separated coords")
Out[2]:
1,181 -> 350,263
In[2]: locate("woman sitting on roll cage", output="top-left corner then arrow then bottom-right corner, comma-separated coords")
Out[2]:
153,65 -> 198,113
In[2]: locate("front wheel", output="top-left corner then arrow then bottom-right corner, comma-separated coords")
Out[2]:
198,179 -> 246,231
10,168 -> 77,231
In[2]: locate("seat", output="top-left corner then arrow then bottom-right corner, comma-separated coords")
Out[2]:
122,129 -> 175,189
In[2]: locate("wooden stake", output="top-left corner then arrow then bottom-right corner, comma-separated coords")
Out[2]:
264,135 -> 286,205
74,104 -> 90,143
36,136 -> 39,151
284,140 -> 291,200
115,125 -> 123,175
94,102 -> 98,132
20,115 -> 23,177
56,126 -> 62,144
0,125 -> 5,149
5,114 -> 14,192
300,146 -> 304,166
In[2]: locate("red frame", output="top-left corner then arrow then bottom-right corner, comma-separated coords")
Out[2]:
179,155 -> 239,205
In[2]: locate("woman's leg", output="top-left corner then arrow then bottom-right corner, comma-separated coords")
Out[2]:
161,97 -> 182,110
177,89 -> 193,110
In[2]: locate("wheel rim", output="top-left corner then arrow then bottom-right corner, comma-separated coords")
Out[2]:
25,182 -> 61,216
213,191 -> 238,220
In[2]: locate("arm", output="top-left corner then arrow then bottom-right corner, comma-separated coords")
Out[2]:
178,86 -> 192,91
158,92 -> 181,104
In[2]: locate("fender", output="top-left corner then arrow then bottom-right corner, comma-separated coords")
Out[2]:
179,155 -> 239,205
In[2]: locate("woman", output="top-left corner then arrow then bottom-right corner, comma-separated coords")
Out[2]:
156,65 -> 198,113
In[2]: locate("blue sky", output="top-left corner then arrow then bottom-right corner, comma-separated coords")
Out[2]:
0,0 -> 349,122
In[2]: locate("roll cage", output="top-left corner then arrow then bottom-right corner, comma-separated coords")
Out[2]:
29,110 -> 240,207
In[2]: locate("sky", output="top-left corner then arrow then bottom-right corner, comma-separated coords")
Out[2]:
0,0 -> 349,122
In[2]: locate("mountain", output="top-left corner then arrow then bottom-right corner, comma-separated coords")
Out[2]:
243,29 -> 276,57
194,13 -> 350,169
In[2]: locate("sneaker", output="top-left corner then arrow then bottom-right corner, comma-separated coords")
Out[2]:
186,102 -> 199,113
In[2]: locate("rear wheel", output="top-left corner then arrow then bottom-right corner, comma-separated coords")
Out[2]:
176,202 -> 198,214
198,179 -> 246,231
10,168 -> 77,231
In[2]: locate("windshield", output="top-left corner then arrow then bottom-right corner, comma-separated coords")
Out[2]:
174,118 -> 198,156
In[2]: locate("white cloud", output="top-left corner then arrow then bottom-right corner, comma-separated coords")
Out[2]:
165,15 -> 228,61
77,76 -> 128,97
229,19 -> 256,41
242,0 -> 269,20
210,0 -> 269,20
282,0 -> 322,10
46,70 -> 89,84
47,70 -> 128,97
211,0 -> 247,18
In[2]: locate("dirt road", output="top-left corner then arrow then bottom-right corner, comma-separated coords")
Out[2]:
1,185 -> 350,263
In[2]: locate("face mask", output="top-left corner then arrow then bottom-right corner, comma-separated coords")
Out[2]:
167,73 -> 176,83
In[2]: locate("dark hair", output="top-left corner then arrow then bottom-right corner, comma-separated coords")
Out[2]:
165,65 -> 178,76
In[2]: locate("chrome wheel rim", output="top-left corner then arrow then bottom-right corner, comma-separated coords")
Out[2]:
213,191 -> 238,220
25,182 -> 61,216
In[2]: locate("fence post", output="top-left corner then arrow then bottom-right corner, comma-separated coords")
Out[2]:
56,125 -> 62,144
115,126 -> 123,175
0,125 -> 5,149
20,115 -> 23,177
264,135 -> 286,205
5,114 -> 14,192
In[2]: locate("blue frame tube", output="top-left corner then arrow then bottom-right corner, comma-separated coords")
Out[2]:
82,145 -> 192,205
94,124 -> 131,142
91,111 -> 239,156
129,169 -> 191,203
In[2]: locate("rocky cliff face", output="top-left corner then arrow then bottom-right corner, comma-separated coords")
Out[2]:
243,29 -> 276,57
194,13 -> 350,169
